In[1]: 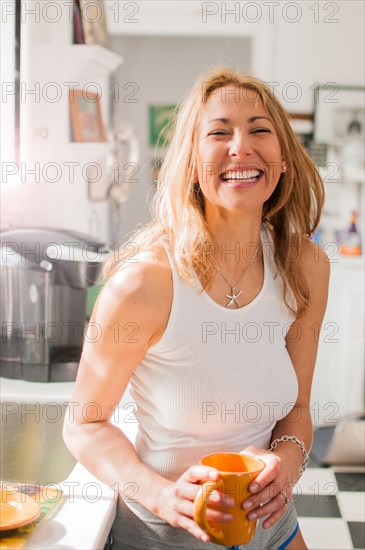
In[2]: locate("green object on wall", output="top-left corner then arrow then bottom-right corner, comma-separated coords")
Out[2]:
86,281 -> 105,319
149,104 -> 175,147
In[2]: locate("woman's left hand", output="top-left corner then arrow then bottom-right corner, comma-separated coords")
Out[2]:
240,445 -> 299,530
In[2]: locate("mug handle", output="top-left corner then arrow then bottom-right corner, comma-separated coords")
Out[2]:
193,480 -> 225,541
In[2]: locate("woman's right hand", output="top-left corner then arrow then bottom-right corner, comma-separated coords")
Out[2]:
155,465 -> 235,543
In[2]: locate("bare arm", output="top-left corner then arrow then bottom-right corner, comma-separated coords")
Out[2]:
63,250 -> 232,542
270,240 -> 330,477
241,240 -> 330,528
63,253 -> 173,511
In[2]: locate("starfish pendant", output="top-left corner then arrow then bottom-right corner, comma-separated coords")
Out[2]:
225,287 -> 243,308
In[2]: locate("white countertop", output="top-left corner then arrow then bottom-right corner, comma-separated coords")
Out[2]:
1,377 -> 138,550
0,377 -> 76,404
24,464 -> 117,550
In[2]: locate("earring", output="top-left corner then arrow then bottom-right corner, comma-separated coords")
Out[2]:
282,164 -> 287,172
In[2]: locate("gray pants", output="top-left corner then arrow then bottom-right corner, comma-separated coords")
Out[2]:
111,498 -> 298,550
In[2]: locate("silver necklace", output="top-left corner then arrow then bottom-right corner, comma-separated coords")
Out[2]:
209,245 -> 261,308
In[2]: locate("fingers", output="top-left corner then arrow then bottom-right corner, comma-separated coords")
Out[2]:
165,486 -> 212,542
209,489 -> 235,507
244,479 -> 281,510
176,482 -> 235,508
261,506 -> 288,530
168,465 -> 235,541
246,479 -> 295,513
260,492 -> 289,530
176,498 -> 234,524
180,465 -> 234,507
175,514 -> 211,543
169,472 -> 235,544
246,491 -> 284,518
239,447 -> 296,530
182,465 -> 220,484
242,485 -> 291,529
247,454 -> 279,494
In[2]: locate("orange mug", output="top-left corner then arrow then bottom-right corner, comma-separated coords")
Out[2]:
193,452 -> 265,546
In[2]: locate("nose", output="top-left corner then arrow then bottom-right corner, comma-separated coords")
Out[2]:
228,132 -> 252,158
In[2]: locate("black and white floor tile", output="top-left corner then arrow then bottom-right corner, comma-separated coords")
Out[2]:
294,462 -> 365,549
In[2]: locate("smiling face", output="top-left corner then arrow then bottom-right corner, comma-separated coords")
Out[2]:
194,85 -> 284,217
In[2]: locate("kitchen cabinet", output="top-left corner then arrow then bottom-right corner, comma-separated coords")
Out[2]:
311,255 -> 364,426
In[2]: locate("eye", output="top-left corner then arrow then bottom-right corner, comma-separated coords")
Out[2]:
252,128 -> 271,134
208,131 -> 228,136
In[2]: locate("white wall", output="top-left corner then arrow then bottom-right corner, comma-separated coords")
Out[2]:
106,1 -> 365,112
1,1 -> 120,245
105,1 -> 365,425
1,0 -> 364,243
107,0 -> 365,239
273,0 -> 365,111
110,34 -> 251,240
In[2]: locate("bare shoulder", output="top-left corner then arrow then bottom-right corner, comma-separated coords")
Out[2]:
106,241 -> 171,290
298,238 -> 330,287
292,237 -> 330,319
96,242 -> 173,347
268,225 -> 330,291
67,243 -> 173,423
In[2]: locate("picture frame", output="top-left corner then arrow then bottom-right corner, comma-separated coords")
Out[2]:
69,89 -> 106,142
313,84 -> 365,145
148,105 -> 175,148
79,0 -> 109,47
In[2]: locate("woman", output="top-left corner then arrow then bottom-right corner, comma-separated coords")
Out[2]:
63,67 -> 330,549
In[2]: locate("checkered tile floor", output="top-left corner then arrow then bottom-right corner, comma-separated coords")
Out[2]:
294,460 -> 365,549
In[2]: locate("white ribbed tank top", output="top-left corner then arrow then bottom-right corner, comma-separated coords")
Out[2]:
129,224 -> 298,481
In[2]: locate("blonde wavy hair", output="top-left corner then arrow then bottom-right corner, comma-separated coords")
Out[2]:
105,67 -> 324,318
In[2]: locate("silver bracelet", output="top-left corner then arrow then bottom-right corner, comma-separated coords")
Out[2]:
270,435 -> 309,477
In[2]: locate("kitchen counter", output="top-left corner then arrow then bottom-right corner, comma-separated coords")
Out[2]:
0,377 -> 76,404
25,463 -> 117,550
1,377 -> 138,550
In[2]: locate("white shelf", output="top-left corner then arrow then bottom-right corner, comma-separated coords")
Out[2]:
69,44 -> 123,78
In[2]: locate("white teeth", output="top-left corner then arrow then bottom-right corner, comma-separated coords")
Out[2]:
222,170 -> 261,181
